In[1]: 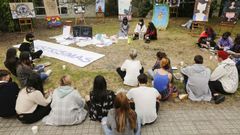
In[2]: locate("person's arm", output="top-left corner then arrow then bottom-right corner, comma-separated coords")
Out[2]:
142,25 -> 147,33
120,60 -> 128,71
210,65 -> 226,81
31,91 -> 52,106
74,90 -> 85,108
134,24 -> 138,33
180,66 -> 190,76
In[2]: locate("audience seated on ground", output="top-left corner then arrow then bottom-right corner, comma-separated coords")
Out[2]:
148,51 -> 172,79
228,34 -> 240,75
85,75 -> 115,122
102,92 -> 141,135
118,17 -> 130,38
43,75 -> 87,125
116,49 -> 143,87
181,55 -> 212,101
197,26 -> 216,48
4,48 -> 20,76
216,32 -> 233,50
153,58 -> 173,100
144,22 -> 157,43
15,73 -> 52,124
127,73 -> 161,125
19,33 -> 43,60
209,50 -> 239,104
0,69 -> 20,117
16,51 -> 51,88
133,19 -> 147,40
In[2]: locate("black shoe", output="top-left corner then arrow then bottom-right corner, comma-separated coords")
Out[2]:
214,95 -> 225,104
145,39 -> 150,43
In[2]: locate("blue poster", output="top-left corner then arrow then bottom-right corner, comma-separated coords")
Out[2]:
152,4 -> 169,30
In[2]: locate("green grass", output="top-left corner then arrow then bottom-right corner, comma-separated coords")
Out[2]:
0,17 -> 240,104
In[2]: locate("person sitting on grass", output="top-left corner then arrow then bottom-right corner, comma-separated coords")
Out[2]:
133,19 -> 147,40
216,32 -> 234,50
4,48 -> 20,76
102,92 -> 141,135
153,58 -> 173,100
85,75 -> 115,122
148,51 -> 172,79
228,34 -> 240,76
127,73 -> 161,125
181,55 -> 212,102
19,33 -> 43,60
144,22 -> 157,43
16,51 -> 51,88
116,49 -> 144,86
43,75 -> 87,125
209,50 -> 238,104
197,26 -> 216,48
0,69 -> 20,117
118,17 -> 130,38
15,73 -> 52,124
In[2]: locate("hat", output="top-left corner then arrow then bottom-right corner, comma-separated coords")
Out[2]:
217,50 -> 229,60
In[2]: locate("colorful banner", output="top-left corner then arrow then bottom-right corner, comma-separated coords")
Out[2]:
152,4 -> 169,30
9,2 -> 36,19
46,16 -> 62,27
96,0 -> 105,12
118,0 -> 132,20
193,0 -> 211,22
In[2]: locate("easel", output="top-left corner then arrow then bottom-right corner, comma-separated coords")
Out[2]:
170,7 -> 178,17
96,12 -> 105,22
218,22 -> 235,36
75,13 -> 86,25
18,18 -> 33,33
190,21 -> 206,37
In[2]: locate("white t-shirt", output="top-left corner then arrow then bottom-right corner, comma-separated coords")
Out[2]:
121,59 -> 142,86
126,86 -> 160,125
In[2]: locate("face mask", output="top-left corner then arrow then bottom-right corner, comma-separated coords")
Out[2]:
139,22 -> 142,25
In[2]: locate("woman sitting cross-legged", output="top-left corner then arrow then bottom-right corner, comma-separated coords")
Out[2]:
101,92 -> 141,135
133,19 -> 147,40
216,32 -> 234,50
4,48 -> 20,77
144,22 -> 157,43
0,69 -> 20,117
153,58 -> 173,100
118,17 -> 130,39
116,49 -> 144,87
15,73 -> 52,124
197,26 -> 216,48
43,75 -> 87,125
85,75 -> 115,122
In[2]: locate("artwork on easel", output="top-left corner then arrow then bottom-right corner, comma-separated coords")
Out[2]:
152,4 -> 169,30
74,5 -> 86,14
169,0 -> 180,7
96,0 -> 105,12
9,2 -> 36,19
192,0 -> 211,22
221,0 -> 239,24
118,0 -> 132,20
46,16 -> 62,27
44,0 -> 61,27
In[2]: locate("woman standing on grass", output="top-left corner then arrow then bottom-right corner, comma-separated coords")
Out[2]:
102,92 -> 140,135
85,75 -> 115,122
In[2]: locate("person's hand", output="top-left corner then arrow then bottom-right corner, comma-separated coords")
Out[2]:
85,95 -> 90,101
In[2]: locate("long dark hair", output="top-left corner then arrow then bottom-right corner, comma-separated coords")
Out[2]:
148,22 -> 156,31
234,34 -> 240,45
26,73 -> 43,94
19,51 -> 32,66
5,48 -> 18,64
92,75 -> 108,102
115,92 -> 137,133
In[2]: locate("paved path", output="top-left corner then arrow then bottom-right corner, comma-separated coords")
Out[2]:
1,103 -> 240,135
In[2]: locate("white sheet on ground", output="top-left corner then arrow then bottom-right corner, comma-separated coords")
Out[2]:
14,40 -> 105,67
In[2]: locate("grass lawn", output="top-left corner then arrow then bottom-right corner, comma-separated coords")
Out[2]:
0,17 -> 240,107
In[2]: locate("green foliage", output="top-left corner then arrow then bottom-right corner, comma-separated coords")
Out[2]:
132,0 -> 153,17
0,0 -> 18,32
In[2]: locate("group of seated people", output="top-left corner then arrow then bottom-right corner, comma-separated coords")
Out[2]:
118,17 -> 157,43
0,29 -> 239,134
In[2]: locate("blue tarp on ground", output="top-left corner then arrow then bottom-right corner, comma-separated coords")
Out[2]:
152,4 -> 169,30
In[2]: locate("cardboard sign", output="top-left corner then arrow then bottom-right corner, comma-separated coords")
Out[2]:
43,0 -> 59,16
9,2 -> 36,19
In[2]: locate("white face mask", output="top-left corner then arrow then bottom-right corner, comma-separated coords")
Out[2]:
139,22 -> 142,25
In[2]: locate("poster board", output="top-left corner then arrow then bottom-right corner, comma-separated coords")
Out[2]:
9,2 -> 36,19
43,0 -> 59,16
152,4 -> 169,30
96,0 -> 105,12
169,0 -> 180,7
192,0 -> 211,22
118,0 -> 132,20
221,1 -> 239,24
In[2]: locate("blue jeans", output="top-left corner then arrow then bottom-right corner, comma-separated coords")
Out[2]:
40,73 -> 48,81
101,117 -> 141,135
34,65 -> 45,73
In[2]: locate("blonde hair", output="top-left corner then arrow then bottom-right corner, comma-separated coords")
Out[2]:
129,49 -> 137,60
60,75 -> 72,86
160,58 -> 169,70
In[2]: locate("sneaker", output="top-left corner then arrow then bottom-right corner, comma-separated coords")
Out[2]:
45,69 -> 52,76
214,95 -> 225,104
